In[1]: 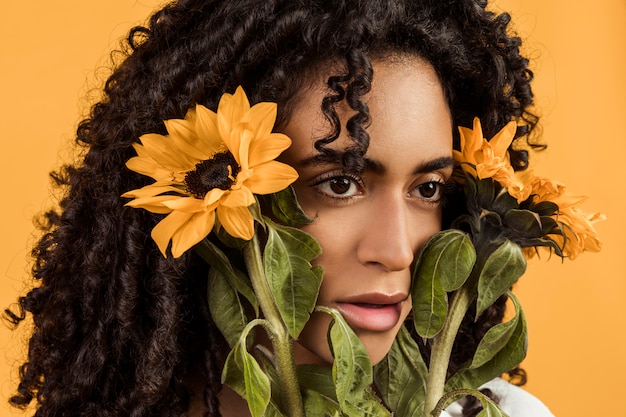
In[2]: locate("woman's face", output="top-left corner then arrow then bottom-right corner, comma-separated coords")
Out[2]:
280,56 -> 453,366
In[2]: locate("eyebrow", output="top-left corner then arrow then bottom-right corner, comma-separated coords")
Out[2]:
297,153 -> 455,175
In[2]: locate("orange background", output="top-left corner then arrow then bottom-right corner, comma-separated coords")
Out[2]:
1,1 -> 624,416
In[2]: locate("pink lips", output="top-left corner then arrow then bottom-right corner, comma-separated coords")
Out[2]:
335,293 -> 408,332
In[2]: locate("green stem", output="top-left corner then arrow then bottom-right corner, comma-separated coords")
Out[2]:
244,234 -> 305,417
422,285 -> 474,417
431,389 -> 478,416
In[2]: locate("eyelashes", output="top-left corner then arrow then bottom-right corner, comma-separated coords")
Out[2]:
310,170 -> 453,206
312,172 -> 364,200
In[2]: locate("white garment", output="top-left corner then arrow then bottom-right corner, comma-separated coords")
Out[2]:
441,378 -> 554,417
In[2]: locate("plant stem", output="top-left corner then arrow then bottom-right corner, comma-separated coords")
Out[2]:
422,285 -> 474,417
244,235 -> 305,417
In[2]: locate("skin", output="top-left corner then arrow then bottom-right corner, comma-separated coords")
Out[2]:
217,55 -> 453,416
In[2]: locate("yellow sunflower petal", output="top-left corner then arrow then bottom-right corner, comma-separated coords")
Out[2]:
248,132 -> 292,168
241,101 -> 278,138
165,117 -> 211,161
221,187 -> 255,208
489,121 -> 517,158
139,133 -> 197,171
124,195 -> 181,214
467,118 -> 484,153
555,193 -> 588,209
122,183 -> 185,199
151,210 -> 195,256
243,161 -> 298,194
126,153 -> 181,182
218,86 -> 250,150
205,187 -> 227,206
217,205 -> 254,240
170,210 -> 216,258
161,196 -> 206,212
195,104 -> 223,155
232,128 -> 254,170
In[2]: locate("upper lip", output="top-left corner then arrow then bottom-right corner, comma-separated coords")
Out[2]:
337,292 -> 409,306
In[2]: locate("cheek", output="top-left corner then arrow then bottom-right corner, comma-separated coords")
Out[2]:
411,209 -> 443,251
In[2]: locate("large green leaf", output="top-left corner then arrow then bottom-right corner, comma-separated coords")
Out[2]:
503,209 -> 542,238
259,186 -> 314,227
222,320 -> 271,417
470,292 -> 522,369
373,326 -> 428,417
445,301 -> 527,392
255,347 -> 288,417
491,187 -> 519,215
263,219 -> 323,338
317,307 -> 373,410
207,267 -> 251,347
301,388 -> 342,417
340,389 -> 391,417
297,364 -> 338,400
476,240 -> 526,318
476,178 -> 497,211
195,238 -> 258,314
412,230 -> 476,338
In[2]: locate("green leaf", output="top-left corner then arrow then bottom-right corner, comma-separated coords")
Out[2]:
263,219 -> 323,338
474,391 -> 511,417
434,389 -> 510,417
476,178 -> 497,210
264,401 -> 288,417
195,238 -> 259,315
479,209 -> 503,228
476,240 -> 526,318
301,388 -> 342,417
470,292 -> 522,369
492,187 -> 519,215
317,306 -> 373,410
254,347 -> 288,417
341,389 -> 391,417
222,320 -> 271,417
445,299 -> 527,392
297,364 -> 338,400
207,268 -> 252,347
503,209 -> 542,238
298,365 -> 390,416
529,200 -> 558,216
259,186 -> 314,227
412,230 -> 476,338
373,326 -> 428,417
248,200 -> 265,228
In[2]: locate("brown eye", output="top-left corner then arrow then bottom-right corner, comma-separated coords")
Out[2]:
415,181 -> 443,200
314,174 -> 363,199
328,177 -> 353,194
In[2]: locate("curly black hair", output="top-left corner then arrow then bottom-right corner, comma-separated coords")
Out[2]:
5,0 -> 540,416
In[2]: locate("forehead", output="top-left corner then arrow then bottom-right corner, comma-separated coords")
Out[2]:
281,56 -> 452,163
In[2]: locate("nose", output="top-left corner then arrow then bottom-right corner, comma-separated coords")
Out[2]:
356,194 -> 416,272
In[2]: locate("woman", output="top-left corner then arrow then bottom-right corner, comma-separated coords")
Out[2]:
6,0 -> 553,416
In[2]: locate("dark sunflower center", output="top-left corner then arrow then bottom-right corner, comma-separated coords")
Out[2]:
185,151 -> 240,198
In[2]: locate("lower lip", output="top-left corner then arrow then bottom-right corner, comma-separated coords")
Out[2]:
335,302 -> 403,332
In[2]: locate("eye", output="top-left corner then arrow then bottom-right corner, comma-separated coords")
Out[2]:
314,174 -> 363,199
412,181 -> 444,202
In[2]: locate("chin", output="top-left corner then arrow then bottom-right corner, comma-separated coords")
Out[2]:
357,328 -> 401,366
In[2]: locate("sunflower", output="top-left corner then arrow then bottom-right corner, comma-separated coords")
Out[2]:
454,117 -> 518,187
520,174 -> 605,259
454,117 -> 604,260
122,87 -> 298,257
